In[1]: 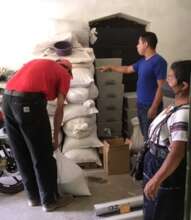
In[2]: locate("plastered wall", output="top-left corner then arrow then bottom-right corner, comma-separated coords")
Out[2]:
0,0 -> 190,69
86,0 -> 191,66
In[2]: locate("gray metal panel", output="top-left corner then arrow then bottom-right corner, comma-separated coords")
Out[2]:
97,121 -> 122,138
96,109 -> 123,124
97,84 -> 124,99
95,58 -> 122,86
97,97 -> 123,112
97,105 -> 123,122
95,58 -> 123,138
124,92 -> 137,109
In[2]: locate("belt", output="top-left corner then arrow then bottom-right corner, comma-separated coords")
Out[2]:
4,90 -> 45,99
149,142 -> 169,159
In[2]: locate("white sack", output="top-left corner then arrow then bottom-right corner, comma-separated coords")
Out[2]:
62,128 -> 103,153
89,83 -> 99,100
66,87 -> 89,104
130,117 -> 144,153
55,150 -> 91,196
63,115 -> 96,139
66,47 -> 95,65
64,148 -> 102,166
70,66 -> 94,88
63,100 -> 98,123
66,83 -> 98,104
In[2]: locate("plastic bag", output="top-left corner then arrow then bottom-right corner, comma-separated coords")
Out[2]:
130,117 -> 144,153
131,143 -> 149,181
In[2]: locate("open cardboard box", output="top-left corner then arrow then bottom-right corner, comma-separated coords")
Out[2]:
101,138 -> 130,175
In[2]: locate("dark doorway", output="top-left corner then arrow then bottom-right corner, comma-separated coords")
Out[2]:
89,14 -> 146,92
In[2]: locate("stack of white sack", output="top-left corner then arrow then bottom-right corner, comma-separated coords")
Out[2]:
32,19 -> 101,196
62,99 -> 103,166
47,99 -> 103,166
33,19 -> 102,167
66,66 -> 99,104
61,44 -> 102,167
49,100 -> 100,197
48,99 -> 98,128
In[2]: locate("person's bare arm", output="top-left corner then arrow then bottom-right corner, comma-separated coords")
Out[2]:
144,141 -> 186,200
97,65 -> 135,74
147,79 -> 166,119
53,93 -> 65,150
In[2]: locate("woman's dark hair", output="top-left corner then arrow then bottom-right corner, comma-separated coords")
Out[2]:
140,32 -> 158,49
171,60 -> 191,85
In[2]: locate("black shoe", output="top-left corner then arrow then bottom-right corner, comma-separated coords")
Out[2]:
28,199 -> 41,207
42,194 -> 73,212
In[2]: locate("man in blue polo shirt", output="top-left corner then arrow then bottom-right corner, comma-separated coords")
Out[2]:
98,32 -> 167,141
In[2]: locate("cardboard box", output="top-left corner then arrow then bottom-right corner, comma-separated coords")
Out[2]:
102,138 -> 130,175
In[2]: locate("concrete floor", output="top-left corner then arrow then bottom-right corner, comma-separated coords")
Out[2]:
0,174 -> 142,220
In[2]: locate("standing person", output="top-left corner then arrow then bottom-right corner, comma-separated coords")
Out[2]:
143,60 -> 191,220
98,31 -> 167,140
2,58 -> 73,212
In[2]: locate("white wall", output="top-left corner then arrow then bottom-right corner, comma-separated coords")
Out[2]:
0,0 -> 190,69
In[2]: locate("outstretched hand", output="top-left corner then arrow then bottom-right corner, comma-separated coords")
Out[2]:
96,66 -> 111,72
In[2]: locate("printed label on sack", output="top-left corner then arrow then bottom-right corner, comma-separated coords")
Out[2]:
23,106 -> 30,113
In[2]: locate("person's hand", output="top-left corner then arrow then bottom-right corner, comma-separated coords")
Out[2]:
96,66 -> 112,72
144,177 -> 160,200
147,106 -> 158,119
53,139 -> 59,151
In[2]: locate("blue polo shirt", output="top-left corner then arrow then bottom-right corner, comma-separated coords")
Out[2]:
133,54 -> 167,105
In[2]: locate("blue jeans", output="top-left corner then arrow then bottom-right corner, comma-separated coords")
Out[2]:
2,93 -> 58,205
137,102 -> 163,141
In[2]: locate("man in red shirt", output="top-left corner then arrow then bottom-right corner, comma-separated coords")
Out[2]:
2,59 -> 73,212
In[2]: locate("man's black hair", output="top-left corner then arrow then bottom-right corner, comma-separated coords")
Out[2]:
140,32 -> 158,49
171,60 -> 191,85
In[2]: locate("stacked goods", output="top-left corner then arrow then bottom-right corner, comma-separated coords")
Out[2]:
33,20 -> 103,172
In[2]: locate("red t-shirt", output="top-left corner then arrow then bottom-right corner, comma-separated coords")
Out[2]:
6,59 -> 72,100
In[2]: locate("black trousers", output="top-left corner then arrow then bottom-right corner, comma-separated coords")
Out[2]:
137,102 -> 163,141
2,93 -> 58,205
